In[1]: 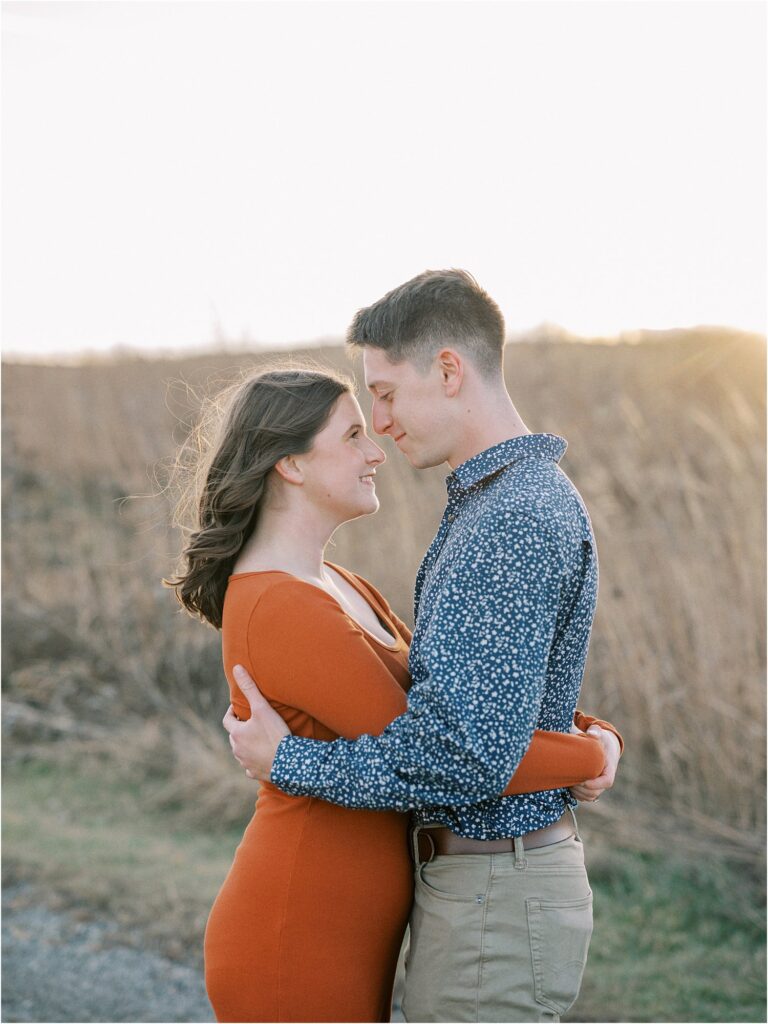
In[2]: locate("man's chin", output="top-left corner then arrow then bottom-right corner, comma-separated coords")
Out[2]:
402,449 -> 444,470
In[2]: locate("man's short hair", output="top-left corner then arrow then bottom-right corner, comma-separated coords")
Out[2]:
346,269 -> 506,377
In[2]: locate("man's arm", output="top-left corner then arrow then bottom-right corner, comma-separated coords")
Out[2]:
229,515 -> 566,811
227,681 -> 623,801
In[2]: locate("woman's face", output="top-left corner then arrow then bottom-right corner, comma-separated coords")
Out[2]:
297,392 -> 386,522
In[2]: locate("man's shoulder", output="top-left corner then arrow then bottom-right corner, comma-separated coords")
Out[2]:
480,460 -> 594,551
484,457 -> 579,515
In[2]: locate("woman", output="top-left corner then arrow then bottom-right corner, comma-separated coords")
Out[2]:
168,366 -> 621,1024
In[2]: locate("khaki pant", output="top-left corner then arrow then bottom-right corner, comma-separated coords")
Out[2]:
402,821 -> 593,1023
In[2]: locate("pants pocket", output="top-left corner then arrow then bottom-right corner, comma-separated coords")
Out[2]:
416,857 -> 489,902
403,869 -> 487,1022
526,891 -> 593,1015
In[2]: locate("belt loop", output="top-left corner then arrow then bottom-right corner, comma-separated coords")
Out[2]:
513,835 -> 527,869
411,824 -> 437,867
568,805 -> 582,843
411,825 -> 422,868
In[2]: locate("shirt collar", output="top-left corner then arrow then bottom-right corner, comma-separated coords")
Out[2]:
447,433 -> 568,494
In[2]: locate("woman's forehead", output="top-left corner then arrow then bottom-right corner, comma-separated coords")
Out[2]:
323,391 -> 363,428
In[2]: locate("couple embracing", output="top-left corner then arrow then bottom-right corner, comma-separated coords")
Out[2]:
169,269 -> 624,1023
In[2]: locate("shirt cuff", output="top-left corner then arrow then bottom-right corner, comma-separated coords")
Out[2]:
270,734 -> 316,795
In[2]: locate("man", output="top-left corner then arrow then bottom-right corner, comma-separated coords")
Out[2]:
225,269 -> 622,1022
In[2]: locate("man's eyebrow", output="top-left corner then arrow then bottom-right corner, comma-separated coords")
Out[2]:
366,380 -> 393,393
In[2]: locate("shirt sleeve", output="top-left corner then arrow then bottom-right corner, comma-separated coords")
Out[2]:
502,728 -> 606,794
338,572 -> 621,792
502,709 -> 626,797
271,514 -> 566,810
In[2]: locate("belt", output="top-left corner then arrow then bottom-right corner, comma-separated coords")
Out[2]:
414,814 -> 575,863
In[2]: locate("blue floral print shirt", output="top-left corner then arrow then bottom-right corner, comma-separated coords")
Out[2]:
271,433 -> 599,839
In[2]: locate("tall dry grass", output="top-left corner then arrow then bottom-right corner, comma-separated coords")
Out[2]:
2,330 -> 765,856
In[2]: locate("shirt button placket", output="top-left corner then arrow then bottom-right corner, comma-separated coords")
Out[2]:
436,499 -> 460,555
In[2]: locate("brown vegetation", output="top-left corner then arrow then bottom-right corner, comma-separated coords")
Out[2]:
2,329 -> 765,857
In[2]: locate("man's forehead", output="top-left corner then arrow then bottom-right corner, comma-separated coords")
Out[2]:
365,374 -> 395,391
362,348 -> 403,390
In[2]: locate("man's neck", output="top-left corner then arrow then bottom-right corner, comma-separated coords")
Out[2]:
446,399 -> 531,470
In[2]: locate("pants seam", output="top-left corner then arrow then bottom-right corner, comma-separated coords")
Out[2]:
475,856 -> 495,1022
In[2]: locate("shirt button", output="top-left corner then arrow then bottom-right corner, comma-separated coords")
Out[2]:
447,514 -> 456,522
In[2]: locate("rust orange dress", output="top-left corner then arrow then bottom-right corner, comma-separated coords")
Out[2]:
204,563 -> 620,1024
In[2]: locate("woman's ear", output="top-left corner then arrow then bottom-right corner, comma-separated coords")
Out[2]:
273,455 -> 303,485
436,348 -> 464,398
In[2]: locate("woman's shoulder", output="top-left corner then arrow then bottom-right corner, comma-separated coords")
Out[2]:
224,570 -> 346,624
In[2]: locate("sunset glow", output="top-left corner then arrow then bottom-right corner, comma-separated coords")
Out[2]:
2,1 -> 765,359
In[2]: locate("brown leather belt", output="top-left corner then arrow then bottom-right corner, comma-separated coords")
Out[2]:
414,813 -> 575,863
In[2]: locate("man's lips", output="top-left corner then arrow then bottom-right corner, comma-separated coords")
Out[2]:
393,433 -> 406,445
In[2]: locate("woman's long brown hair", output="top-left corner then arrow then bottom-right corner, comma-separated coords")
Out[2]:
165,365 -> 352,629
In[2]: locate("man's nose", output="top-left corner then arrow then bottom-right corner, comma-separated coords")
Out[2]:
371,401 -> 393,436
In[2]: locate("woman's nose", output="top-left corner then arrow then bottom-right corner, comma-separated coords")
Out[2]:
367,438 -> 386,465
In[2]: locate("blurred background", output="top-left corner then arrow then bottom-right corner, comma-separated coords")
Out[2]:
2,2 -> 765,1023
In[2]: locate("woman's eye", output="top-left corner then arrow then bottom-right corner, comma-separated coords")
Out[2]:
350,429 -> 360,438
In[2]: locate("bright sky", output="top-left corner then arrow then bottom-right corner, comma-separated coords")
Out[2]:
2,1 -> 765,359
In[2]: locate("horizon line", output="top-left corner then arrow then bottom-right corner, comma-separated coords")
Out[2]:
1,323 -> 764,368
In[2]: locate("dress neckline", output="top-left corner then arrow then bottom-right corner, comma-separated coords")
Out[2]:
229,562 -> 403,652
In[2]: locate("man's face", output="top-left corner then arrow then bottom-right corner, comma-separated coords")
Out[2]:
362,347 -> 453,469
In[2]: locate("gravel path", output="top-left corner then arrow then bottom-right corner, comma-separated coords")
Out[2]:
2,885 -> 215,1023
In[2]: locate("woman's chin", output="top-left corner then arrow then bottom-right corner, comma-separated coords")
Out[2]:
356,494 -> 380,517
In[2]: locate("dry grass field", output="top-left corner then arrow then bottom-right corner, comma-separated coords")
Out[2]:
2,328 -> 766,1022
4,330 -> 765,840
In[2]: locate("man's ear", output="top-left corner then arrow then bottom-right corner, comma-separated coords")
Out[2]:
436,349 -> 464,398
273,455 -> 303,485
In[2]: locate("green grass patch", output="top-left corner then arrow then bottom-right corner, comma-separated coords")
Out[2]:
3,757 -> 766,1021
568,849 -> 766,1023
2,757 -> 245,963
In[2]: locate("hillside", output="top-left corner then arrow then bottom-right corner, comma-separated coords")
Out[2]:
2,328 -> 766,849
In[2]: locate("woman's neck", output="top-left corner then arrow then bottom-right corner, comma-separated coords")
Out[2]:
235,504 -> 334,581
